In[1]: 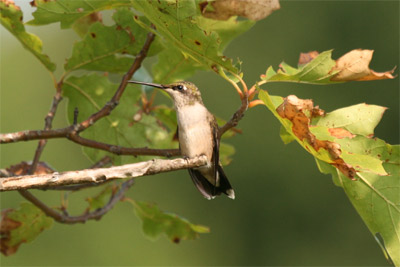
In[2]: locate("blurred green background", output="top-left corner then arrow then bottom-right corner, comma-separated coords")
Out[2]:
1,1 -> 399,266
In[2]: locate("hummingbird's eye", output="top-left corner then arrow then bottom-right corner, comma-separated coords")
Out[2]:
175,85 -> 187,91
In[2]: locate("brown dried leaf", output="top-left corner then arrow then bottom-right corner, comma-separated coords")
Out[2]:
276,95 -> 356,179
331,49 -> 396,81
201,0 -> 280,21
298,51 -> 319,66
5,161 -> 55,176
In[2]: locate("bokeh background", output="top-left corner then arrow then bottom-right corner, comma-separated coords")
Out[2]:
1,1 -> 399,266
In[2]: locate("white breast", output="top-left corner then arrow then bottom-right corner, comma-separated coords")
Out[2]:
176,103 -> 213,160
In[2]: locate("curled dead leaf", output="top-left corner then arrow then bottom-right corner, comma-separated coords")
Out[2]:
200,0 -> 280,21
0,209 -> 21,256
331,49 -> 396,81
276,95 -> 356,179
5,161 -> 55,176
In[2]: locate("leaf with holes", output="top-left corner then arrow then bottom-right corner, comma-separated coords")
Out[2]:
28,0 -> 130,28
62,73 -> 177,165
152,16 -> 254,83
131,201 -> 209,243
0,1 -> 55,71
0,203 -> 53,256
132,0 -> 241,76
313,104 -> 387,137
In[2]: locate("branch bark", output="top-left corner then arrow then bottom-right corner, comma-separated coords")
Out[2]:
0,156 -> 208,192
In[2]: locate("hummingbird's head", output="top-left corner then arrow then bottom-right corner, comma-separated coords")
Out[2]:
128,80 -> 203,107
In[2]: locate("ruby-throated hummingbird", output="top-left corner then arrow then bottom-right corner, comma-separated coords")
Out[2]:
128,80 -> 235,200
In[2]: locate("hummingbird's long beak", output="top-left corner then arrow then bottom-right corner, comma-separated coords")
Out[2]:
127,80 -> 167,89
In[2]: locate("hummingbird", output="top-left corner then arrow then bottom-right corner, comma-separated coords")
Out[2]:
128,80 -> 235,200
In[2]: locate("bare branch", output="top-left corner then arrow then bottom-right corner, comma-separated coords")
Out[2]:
0,156 -> 208,192
19,178 -> 135,224
218,93 -> 249,138
29,82 -> 63,174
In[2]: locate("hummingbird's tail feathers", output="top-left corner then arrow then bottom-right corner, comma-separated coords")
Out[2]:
188,167 -> 235,200
188,169 -> 217,200
217,165 -> 235,199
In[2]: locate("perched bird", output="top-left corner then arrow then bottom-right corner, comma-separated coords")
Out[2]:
128,80 -> 235,200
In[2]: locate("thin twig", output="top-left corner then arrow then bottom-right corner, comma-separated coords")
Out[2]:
0,129 -> 180,157
218,93 -> 249,138
75,30 -> 156,133
0,30 -> 177,157
0,156 -> 208,192
19,178 -> 135,224
28,81 -> 63,174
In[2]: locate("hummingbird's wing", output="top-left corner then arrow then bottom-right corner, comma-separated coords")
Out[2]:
213,125 -> 235,199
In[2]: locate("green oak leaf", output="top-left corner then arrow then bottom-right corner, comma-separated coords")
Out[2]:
152,16 -> 254,83
0,1 -> 55,71
261,50 -> 339,84
62,73 -> 177,165
132,201 -> 210,242
153,47 -> 206,84
313,103 -> 387,136
0,202 -> 53,256
64,22 -> 137,72
315,144 -> 399,266
28,0 -> 130,29
132,0 -> 239,75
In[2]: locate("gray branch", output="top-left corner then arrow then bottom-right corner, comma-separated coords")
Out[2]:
0,156 -> 207,192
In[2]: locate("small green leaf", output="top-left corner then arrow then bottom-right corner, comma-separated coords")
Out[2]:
1,203 -> 53,256
132,201 -> 210,242
86,185 -> 114,211
0,1 -> 55,71
28,0 -> 130,29
261,50 -> 338,84
313,103 -> 387,136
62,73 -> 177,165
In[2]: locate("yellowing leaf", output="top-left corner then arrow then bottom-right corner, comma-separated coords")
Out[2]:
0,203 -> 53,256
0,0 -> 55,71
313,103 -> 387,137
200,0 -> 280,21
331,49 -> 396,81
